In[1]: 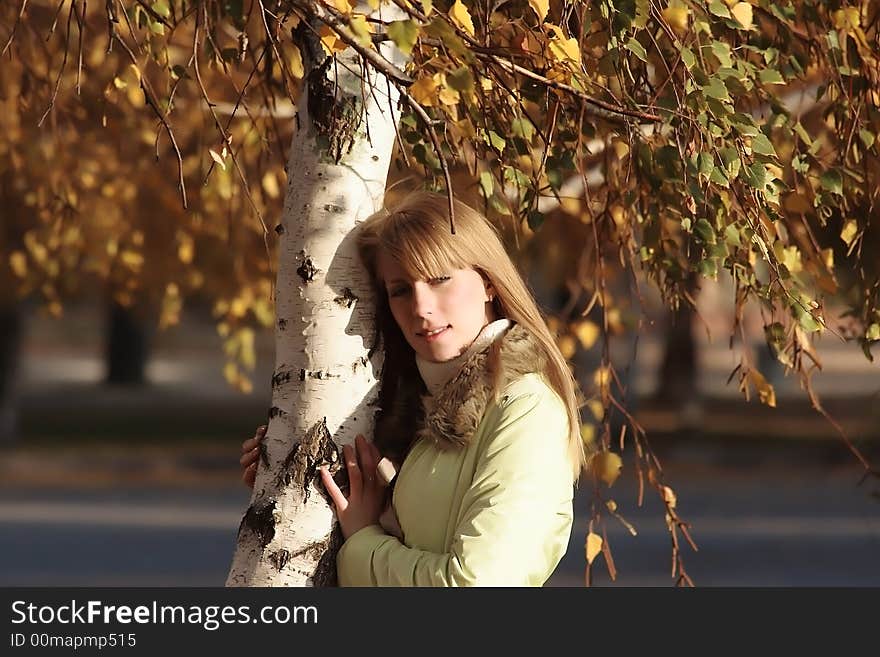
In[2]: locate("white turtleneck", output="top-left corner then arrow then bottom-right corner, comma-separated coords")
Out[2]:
416,318 -> 513,397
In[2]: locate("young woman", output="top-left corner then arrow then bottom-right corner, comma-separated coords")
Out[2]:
240,191 -> 586,586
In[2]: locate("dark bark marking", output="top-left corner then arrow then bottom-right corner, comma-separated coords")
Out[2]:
276,417 -> 341,505
278,318 -> 288,331
274,223 -> 285,235
352,356 -> 368,373
268,549 -> 291,571
308,57 -> 363,164
299,368 -> 338,380
310,525 -> 344,588
334,287 -> 358,308
272,368 -> 294,388
268,406 -> 287,419
296,256 -> 319,283
238,497 -> 277,548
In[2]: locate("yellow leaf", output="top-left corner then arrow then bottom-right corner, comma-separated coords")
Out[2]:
319,25 -> 347,55
556,334 -> 576,359
580,423 -> 595,446
585,532 -> 603,565
593,366 -> 611,389
262,172 -> 280,199
223,362 -> 239,386
662,485 -> 677,509
9,251 -> 27,278
586,399 -> 604,421
230,297 -> 249,318
606,500 -> 617,512
177,232 -> 194,264
840,219 -> 858,246
546,25 -> 581,65
832,7 -> 860,31
449,0 -> 475,37
730,2 -> 753,29
821,248 -> 834,270
120,250 -> 144,270
326,0 -> 356,15
662,5 -> 690,33
438,83 -> 460,106
748,369 -> 776,408
238,328 -> 256,369
288,44 -> 304,79
592,450 -> 623,486
573,320 -> 600,349
409,76 -> 439,106
209,149 -> 226,171
528,0 -> 549,22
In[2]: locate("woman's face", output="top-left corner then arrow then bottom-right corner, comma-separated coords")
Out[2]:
379,253 -> 496,363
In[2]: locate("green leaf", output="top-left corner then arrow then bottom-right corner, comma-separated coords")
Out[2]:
695,218 -> 717,245
859,129 -> 876,149
751,133 -> 777,157
702,78 -> 730,101
820,169 -> 843,195
709,167 -> 729,186
759,69 -> 785,85
742,162 -> 767,189
634,0 -> 650,28
720,147 -> 741,178
479,171 -> 494,199
867,324 -> 880,341
680,46 -> 695,69
387,20 -> 419,56
794,304 -> 822,332
484,130 -> 506,154
625,38 -> 648,63
710,41 -> 732,68
725,224 -> 742,247
152,0 -> 171,17
511,117 -> 535,141
708,1 -> 731,19
446,67 -> 474,93
794,122 -> 812,146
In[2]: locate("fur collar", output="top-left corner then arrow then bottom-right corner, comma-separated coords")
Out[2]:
415,323 -> 547,449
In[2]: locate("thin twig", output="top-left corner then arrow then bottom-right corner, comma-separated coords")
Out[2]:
110,29 -> 187,208
399,90 -> 455,233
1,0 -> 30,58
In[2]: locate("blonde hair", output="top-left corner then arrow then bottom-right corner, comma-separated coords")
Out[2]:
357,191 -> 586,481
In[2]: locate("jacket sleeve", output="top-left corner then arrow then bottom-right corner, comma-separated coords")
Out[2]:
336,385 -> 574,586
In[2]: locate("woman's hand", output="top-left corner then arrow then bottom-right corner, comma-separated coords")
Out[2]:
320,434 -> 386,540
239,425 -> 266,489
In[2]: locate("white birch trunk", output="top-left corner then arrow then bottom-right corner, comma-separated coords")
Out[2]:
226,24 -> 402,587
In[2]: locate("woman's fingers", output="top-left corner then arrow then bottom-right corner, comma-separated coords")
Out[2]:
319,466 -> 347,511
242,462 -> 257,488
241,425 -> 267,453
343,444 -> 362,499
239,447 -> 259,467
355,435 -> 378,484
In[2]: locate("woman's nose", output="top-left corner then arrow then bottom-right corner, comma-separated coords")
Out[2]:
411,284 -> 435,317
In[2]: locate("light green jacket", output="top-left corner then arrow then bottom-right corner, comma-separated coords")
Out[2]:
337,373 -> 574,586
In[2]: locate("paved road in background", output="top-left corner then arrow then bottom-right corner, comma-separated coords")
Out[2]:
2,448 -> 877,587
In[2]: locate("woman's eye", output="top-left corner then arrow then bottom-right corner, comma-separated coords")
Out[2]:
389,287 -> 410,298
430,276 -> 451,284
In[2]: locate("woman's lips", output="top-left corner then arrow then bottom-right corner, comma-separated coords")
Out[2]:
421,326 -> 450,342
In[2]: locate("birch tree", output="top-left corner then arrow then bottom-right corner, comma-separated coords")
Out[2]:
4,0 -> 879,586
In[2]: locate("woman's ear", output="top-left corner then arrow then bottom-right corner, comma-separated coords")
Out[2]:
485,282 -> 496,302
